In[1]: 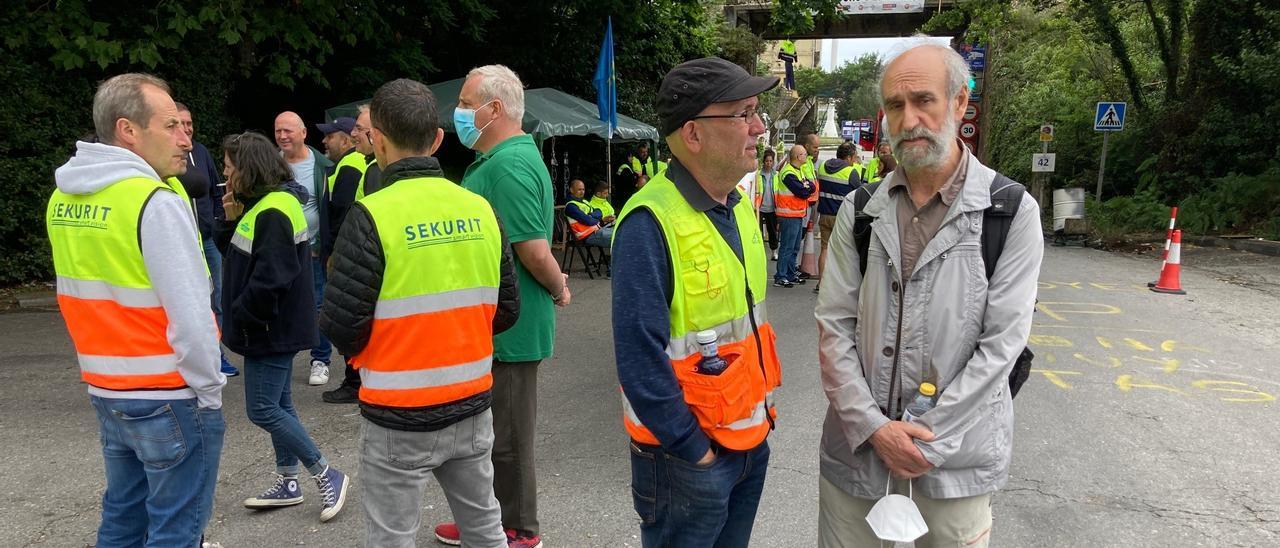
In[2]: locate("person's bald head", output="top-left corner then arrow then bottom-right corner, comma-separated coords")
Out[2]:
569,179 -> 586,199
274,111 -> 307,159
788,144 -> 808,167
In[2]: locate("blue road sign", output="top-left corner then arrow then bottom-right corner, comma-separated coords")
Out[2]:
1095,102 -> 1126,131
966,46 -> 986,71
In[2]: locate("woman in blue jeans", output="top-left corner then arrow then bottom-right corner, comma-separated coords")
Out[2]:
214,132 -> 349,522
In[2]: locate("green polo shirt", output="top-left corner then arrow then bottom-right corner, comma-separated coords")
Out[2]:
462,134 -> 556,362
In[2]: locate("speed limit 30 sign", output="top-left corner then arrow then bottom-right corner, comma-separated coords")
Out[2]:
959,121 -> 978,140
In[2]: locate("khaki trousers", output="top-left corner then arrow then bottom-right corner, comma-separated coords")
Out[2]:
818,476 -> 993,548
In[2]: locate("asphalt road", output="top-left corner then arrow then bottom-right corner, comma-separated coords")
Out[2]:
2,242 -> 1277,547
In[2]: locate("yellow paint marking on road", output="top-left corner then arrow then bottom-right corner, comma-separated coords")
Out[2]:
1115,374 -> 1185,395
1073,353 -> 1123,369
1123,338 -> 1154,352
1190,380 -> 1277,403
1031,369 -> 1082,390
1029,334 -> 1074,347
1035,302 -> 1123,322
1161,340 -> 1209,353
1096,337 -> 1113,349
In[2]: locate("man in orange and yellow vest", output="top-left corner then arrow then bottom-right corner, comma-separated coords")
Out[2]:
49,73 -> 226,547
611,57 -> 783,548
320,79 -> 519,547
564,178 -> 614,248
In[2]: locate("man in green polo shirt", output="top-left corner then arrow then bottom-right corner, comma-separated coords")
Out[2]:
433,64 -> 567,548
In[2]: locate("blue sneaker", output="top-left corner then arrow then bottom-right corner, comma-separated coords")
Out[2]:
220,355 -> 240,377
313,466 -> 349,522
243,474 -> 303,509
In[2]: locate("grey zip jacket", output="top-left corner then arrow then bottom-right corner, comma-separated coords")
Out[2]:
816,149 -> 1042,499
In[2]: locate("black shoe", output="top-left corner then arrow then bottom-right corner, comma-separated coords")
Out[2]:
773,279 -> 794,288
790,277 -> 807,285
797,272 -> 811,280
322,383 -> 359,404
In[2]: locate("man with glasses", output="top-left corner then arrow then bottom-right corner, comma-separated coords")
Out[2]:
611,57 -> 784,547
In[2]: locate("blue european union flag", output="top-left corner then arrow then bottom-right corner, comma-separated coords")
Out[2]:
593,17 -> 618,136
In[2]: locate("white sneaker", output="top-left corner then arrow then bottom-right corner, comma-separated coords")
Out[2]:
308,360 -> 330,386
771,250 -> 778,261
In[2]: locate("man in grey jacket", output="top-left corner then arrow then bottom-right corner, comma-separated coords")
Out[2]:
815,41 -> 1043,547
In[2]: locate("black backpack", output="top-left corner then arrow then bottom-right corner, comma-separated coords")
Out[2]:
851,174 -> 1035,398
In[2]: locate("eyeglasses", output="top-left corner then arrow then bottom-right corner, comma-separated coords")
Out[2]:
690,108 -> 761,124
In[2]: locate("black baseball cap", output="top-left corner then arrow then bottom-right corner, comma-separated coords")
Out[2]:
657,57 -> 779,136
316,116 -> 356,135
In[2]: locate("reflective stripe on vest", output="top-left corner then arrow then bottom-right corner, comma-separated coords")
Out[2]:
328,149 -> 370,199
614,172 -> 782,450
773,162 -> 809,217
230,191 -> 309,255
817,163 -> 858,214
354,176 -> 502,408
566,200 -> 600,240
631,157 -> 668,177
47,177 -> 187,392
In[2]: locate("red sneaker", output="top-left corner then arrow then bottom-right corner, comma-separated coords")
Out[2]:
506,529 -> 543,548
433,522 -> 461,546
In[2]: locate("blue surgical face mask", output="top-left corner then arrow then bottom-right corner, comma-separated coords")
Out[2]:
454,100 -> 497,149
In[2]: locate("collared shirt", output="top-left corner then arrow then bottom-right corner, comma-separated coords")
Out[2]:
462,134 -> 556,362
888,143 -> 970,278
611,158 -> 744,464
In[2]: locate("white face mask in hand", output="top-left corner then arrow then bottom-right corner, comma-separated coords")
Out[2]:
865,477 -> 929,543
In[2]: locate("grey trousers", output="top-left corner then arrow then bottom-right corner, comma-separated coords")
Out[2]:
492,360 -> 541,535
360,411 -> 505,548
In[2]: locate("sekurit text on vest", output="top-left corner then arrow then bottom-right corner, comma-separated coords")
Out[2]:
404,217 -> 486,249
50,202 -> 113,229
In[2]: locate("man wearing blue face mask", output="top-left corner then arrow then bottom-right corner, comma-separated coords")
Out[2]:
432,64 -> 566,548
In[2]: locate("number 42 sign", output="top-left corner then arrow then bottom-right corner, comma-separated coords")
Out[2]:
1032,153 -> 1056,173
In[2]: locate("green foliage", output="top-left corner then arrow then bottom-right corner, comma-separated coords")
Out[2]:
0,0 -> 716,284
792,54 -> 880,121
768,0 -> 843,36
1085,189 -> 1169,242
716,24 -> 767,72
1178,167 -> 1280,238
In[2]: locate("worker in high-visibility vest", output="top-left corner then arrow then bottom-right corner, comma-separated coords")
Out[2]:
612,57 -> 783,547
775,145 -> 815,286
48,73 -> 225,547
815,141 -> 863,289
863,140 -> 897,184
587,180 -> 617,220
216,131 -> 350,523
565,178 -> 613,248
321,78 -> 519,548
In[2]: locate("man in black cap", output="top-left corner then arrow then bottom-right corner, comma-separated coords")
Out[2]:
611,57 -> 784,547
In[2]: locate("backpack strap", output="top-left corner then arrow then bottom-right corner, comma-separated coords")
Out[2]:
852,181 -> 882,277
981,174 -> 1026,279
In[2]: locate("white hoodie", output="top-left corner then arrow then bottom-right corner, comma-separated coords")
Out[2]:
54,142 -> 226,409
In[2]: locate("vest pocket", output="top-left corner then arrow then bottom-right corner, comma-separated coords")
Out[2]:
673,343 -> 754,432
680,256 -> 728,298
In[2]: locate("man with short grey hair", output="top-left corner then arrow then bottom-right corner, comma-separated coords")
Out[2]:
815,41 -> 1042,547
434,64 -> 565,548
50,73 -> 226,547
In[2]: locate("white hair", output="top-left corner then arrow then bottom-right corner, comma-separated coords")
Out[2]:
877,35 -> 972,105
356,103 -> 370,115
467,64 -> 525,121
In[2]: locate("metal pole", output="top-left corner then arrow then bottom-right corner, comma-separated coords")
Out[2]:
1096,131 -> 1109,201
606,135 -> 613,201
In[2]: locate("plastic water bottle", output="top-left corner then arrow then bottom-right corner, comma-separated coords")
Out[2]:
901,382 -> 937,423
695,330 -> 729,376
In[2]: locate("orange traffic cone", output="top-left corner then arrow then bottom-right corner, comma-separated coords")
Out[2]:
800,228 -> 819,277
1151,230 -> 1186,295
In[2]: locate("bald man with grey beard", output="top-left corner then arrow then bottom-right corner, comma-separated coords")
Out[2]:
273,111 -> 339,387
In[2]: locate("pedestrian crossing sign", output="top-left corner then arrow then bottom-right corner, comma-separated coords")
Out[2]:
1095,102 -> 1126,131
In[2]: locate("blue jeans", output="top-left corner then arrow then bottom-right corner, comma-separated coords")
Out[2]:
776,217 -> 803,282
244,352 -> 326,475
91,396 -> 225,548
629,441 -> 770,548
311,255 -> 332,364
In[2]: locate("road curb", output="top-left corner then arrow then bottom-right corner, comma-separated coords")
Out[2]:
14,290 -> 56,309
1183,235 -> 1280,257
